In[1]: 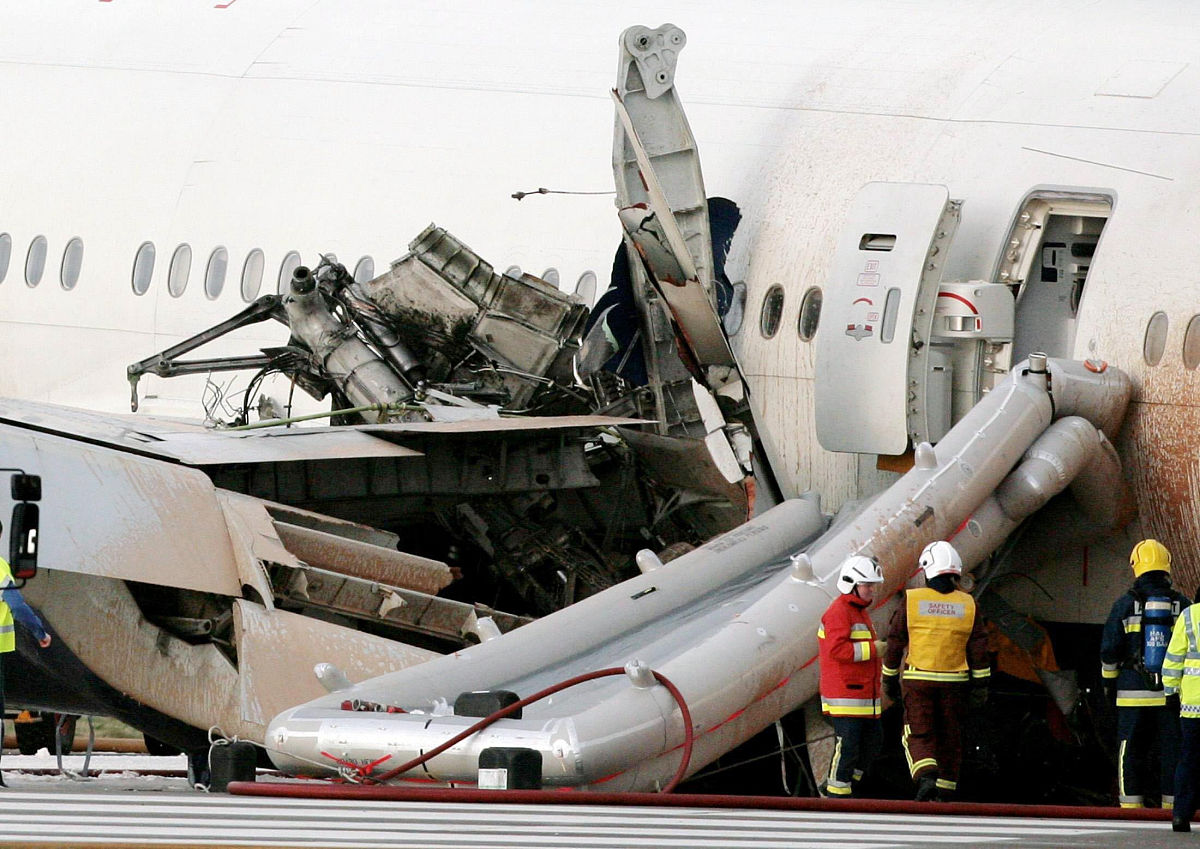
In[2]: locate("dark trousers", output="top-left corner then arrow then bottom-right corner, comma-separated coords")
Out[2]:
826,715 -> 882,796
1117,704 -> 1180,807
902,679 -> 967,789
1176,716 -> 1200,820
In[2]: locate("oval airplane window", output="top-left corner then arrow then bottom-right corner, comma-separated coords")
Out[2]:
724,281 -> 747,337
205,247 -> 228,300
241,248 -> 265,302
1184,315 -> 1200,370
574,270 -> 597,307
760,285 -> 785,339
61,237 -> 84,290
278,251 -> 301,293
504,265 -> 522,279
1143,311 -> 1168,367
353,256 -> 375,284
131,242 -> 155,295
541,267 -> 560,288
0,233 -> 11,283
25,236 -> 47,287
168,244 -> 192,297
798,287 -> 823,342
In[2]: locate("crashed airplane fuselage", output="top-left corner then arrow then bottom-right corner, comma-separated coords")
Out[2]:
2,1 -> 1200,802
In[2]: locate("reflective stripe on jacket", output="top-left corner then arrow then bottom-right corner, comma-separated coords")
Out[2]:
883,586 -> 990,685
1163,604 -> 1200,716
0,558 -> 15,653
818,593 -> 882,717
1100,572 -> 1189,707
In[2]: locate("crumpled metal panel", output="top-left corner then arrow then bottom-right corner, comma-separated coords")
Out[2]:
619,426 -> 749,517
216,490 -> 298,608
22,570 -> 247,736
279,564 -> 529,643
21,570 -> 443,743
2,423 -> 242,596
273,521 -> 450,595
265,502 -> 401,549
235,600 -> 439,730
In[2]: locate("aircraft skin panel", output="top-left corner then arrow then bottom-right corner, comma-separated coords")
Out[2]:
16,568 -> 442,743
21,569 -> 245,737
234,600 -> 440,732
734,105 -> 1200,562
0,424 -> 243,596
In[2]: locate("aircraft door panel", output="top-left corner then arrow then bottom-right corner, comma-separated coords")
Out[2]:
815,183 -> 961,455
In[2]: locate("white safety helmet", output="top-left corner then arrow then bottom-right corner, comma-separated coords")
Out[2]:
837,555 -> 884,595
919,540 -> 963,580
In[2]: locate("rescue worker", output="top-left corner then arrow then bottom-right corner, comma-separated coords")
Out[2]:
0,534 -> 52,785
817,554 -> 885,797
1162,589 -> 1200,832
1100,539 -> 1188,810
882,540 -> 990,802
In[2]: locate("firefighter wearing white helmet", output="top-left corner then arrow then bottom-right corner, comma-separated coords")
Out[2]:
882,541 -> 990,802
817,554 -> 885,797
1100,539 -> 1188,814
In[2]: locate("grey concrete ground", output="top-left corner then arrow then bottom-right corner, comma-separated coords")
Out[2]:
0,754 -> 1191,848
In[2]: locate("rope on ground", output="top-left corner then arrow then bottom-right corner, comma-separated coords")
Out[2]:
203,725 -> 368,785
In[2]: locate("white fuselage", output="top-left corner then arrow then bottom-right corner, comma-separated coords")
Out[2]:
4,1 -> 1200,615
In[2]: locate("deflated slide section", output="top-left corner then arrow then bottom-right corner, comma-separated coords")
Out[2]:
266,356 -> 1131,792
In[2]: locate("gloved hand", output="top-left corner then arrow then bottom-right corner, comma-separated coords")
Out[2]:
1167,693 -> 1182,714
883,676 -> 901,702
1102,681 -> 1117,704
969,683 -> 989,711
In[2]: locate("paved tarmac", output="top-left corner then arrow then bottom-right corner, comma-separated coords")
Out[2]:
0,754 -> 1191,848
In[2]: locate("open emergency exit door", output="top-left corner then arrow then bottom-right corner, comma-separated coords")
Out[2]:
815,183 -> 961,455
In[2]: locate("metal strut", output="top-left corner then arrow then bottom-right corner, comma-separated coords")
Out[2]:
126,295 -> 288,411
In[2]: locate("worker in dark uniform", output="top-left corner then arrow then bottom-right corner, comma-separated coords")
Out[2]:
1100,539 -> 1188,810
0,536 -> 52,785
1162,589 -> 1200,831
883,540 -> 990,801
817,554 -> 885,797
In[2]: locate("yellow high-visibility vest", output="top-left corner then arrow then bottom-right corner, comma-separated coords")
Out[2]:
0,558 -> 16,653
905,586 -> 975,673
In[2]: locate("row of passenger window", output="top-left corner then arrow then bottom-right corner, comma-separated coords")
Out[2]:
0,234 -> 376,300
757,284 -> 823,342
1143,310 -> 1200,370
759,286 -> 1200,373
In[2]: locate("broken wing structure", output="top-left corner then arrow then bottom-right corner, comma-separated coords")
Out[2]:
0,400 -> 680,753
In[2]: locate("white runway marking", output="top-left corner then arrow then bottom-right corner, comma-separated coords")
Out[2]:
0,788 -> 1173,849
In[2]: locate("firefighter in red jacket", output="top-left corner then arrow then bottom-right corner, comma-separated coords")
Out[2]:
817,554 -> 885,797
883,541 -> 990,801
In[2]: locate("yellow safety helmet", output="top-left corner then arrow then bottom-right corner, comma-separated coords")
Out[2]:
1130,539 -> 1171,577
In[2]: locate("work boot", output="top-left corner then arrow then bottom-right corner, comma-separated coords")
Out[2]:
915,774 -> 938,802
1173,816 -> 1191,833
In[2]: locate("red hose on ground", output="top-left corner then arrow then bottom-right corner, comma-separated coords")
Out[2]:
364,666 -> 694,792
227,782 -> 1189,822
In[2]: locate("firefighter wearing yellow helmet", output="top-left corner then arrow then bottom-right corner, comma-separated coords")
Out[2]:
1100,539 -> 1189,810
